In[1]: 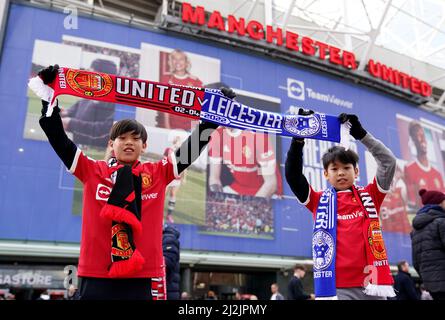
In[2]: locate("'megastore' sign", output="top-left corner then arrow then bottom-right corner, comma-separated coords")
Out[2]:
182,2 -> 432,98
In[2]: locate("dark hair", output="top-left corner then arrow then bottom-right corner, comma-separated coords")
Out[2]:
294,264 -> 306,271
397,260 -> 408,272
322,146 -> 359,170
408,121 -> 423,139
109,119 -> 147,143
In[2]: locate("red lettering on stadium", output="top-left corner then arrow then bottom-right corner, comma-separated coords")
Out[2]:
181,2 -> 431,97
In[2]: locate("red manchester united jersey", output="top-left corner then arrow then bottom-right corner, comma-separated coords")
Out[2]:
304,178 -> 387,288
209,128 -> 281,196
404,160 -> 445,208
159,74 -> 203,130
71,149 -> 179,278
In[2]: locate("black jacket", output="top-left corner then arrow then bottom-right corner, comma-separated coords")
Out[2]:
393,271 -> 419,300
411,205 -> 445,293
163,225 -> 181,300
287,276 -> 310,300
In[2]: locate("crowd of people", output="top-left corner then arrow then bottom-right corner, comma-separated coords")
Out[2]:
204,192 -> 274,236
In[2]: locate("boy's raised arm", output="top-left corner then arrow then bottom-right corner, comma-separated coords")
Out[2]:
285,137 -> 311,203
39,100 -> 78,171
285,108 -> 313,204
339,113 -> 396,191
175,119 -> 219,175
38,64 -> 78,170
175,87 -> 237,174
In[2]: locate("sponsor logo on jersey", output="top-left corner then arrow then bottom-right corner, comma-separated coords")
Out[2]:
66,70 -> 113,97
142,193 -> 159,201
96,184 -> 111,201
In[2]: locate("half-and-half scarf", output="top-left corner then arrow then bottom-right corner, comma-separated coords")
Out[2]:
313,186 -> 396,299
28,67 -> 348,144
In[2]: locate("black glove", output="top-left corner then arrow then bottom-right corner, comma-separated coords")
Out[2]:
339,113 -> 367,140
220,87 -> 236,100
292,108 -> 315,143
38,64 -> 59,85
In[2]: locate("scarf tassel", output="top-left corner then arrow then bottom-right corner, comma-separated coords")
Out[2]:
108,248 -> 145,278
100,204 -> 142,237
315,296 -> 338,300
363,284 -> 396,298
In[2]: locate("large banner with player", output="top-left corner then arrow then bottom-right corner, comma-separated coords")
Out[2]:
1,4 -> 444,264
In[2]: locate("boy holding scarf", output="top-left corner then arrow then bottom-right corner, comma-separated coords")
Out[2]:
37,65 -> 220,299
285,110 -> 397,300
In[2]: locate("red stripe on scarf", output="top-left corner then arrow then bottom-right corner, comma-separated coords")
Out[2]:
352,186 -> 394,286
49,67 -> 204,120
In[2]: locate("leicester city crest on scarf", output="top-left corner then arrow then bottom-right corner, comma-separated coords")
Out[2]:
283,113 -> 323,137
312,230 -> 335,270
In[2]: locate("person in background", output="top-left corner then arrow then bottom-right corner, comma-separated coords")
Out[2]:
205,290 -> 217,300
270,283 -> 285,300
181,291 -> 191,300
393,260 -> 419,300
163,224 -> 181,300
411,189 -> 445,300
287,264 -> 314,300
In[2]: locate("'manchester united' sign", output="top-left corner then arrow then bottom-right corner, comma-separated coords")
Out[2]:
181,2 -> 432,98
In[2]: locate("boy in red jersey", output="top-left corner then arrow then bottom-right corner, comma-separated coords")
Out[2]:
38,65 -> 220,300
285,109 -> 397,300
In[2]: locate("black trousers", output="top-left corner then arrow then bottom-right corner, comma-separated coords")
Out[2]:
77,277 -> 153,300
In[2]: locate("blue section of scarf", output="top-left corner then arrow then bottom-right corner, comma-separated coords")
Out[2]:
312,187 -> 337,298
201,89 -> 341,142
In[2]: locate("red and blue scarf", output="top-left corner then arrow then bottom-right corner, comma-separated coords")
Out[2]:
313,186 -> 396,299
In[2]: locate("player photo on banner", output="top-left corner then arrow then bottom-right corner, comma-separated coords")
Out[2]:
136,44 -> 221,225
137,43 -> 221,129
201,87 -> 283,239
396,114 -> 445,215
23,36 -> 141,215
